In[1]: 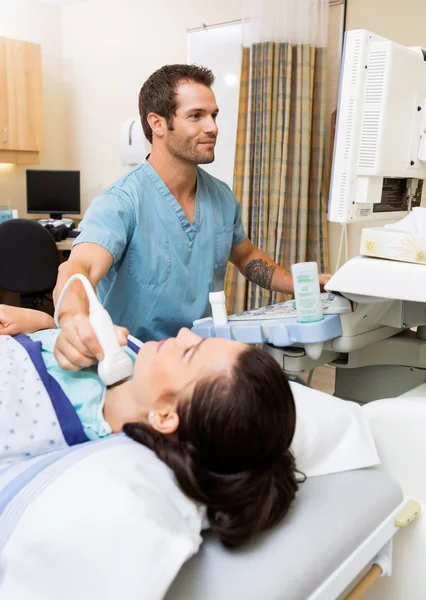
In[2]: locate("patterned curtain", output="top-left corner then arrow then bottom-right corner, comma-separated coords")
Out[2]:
225,0 -> 329,313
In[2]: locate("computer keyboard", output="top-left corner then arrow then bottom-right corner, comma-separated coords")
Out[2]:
228,293 -> 352,322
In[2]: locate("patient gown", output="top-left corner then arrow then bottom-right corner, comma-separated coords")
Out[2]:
0,330 -> 138,469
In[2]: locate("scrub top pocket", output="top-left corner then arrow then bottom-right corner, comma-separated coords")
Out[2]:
128,235 -> 171,286
215,225 -> 234,269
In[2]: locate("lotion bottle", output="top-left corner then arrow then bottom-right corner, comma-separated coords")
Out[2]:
291,262 -> 324,323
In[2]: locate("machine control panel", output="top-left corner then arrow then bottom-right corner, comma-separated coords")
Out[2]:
192,293 -> 352,351
228,293 -> 352,322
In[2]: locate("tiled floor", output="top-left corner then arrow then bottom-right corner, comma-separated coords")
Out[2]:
299,365 -> 336,396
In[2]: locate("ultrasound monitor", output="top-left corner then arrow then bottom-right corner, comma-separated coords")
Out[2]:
26,170 -> 80,220
328,30 -> 426,224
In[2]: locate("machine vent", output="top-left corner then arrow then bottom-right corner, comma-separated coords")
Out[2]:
358,45 -> 388,172
342,36 -> 361,167
350,37 -> 361,85
343,98 -> 355,160
337,172 -> 348,218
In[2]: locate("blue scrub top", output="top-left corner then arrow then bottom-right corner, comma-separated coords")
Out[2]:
74,161 -> 246,341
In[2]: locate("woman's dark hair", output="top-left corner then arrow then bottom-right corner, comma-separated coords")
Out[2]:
138,64 -> 215,144
124,346 -> 300,548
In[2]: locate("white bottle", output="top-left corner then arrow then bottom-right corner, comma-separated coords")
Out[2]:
291,262 -> 324,323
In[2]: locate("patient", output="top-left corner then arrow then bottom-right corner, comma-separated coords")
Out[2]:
0,304 -> 299,548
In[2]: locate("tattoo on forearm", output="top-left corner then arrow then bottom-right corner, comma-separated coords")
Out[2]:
245,259 -> 276,290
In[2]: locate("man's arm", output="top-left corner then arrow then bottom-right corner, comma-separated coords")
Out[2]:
230,238 -> 332,294
52,243 -> 127,372
230,238 -> 293,293
53,242 -> 113,324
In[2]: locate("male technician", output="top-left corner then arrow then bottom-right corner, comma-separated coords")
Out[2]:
53,64 -> 330,371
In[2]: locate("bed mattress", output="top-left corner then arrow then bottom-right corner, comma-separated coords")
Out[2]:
166,468 -> 403,600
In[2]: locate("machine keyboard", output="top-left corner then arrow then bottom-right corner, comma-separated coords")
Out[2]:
228,292 -> 352,322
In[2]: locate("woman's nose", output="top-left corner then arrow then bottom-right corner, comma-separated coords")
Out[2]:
177,327 -> 201,344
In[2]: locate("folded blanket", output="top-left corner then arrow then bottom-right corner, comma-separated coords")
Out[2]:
0,436 -> 204,600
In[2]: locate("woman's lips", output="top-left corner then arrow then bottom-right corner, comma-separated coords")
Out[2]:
157,340 -> 166,353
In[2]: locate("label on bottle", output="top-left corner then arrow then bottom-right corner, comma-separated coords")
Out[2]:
291,263 -> 324,323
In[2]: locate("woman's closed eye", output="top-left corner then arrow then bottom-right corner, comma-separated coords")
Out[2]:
182,345 -> 195,359
182,339 -> 206,362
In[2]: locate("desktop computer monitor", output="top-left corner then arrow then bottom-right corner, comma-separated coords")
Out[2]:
328,30 -> 426,224
26,170 -> 80,220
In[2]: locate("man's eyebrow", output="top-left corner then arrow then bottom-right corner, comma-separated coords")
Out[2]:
188,338 -> 207,362
184,108 -> 219,115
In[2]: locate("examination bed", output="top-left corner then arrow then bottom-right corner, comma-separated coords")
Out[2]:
167,468 -> 404,600
166,394 -> 426,600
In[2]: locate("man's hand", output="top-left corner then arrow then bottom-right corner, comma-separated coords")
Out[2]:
0,305 -> 56,336
319,273 -> 332,290
53,314 -> 129,372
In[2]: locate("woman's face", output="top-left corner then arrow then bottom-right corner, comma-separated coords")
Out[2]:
132,328 -> 247,413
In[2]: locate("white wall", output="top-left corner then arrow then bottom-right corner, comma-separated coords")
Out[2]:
0,0 -> 68,217
347,0 -> 426,47
60,0 -> 243,212
188,23 -> 242,189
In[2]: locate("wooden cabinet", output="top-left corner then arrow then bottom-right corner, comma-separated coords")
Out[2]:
0,37 -> 43,165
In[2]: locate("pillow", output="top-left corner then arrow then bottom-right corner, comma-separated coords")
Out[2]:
290,382 -> 380,477
0,436 -> 204,600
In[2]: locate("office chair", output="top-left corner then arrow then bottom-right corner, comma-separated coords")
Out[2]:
0,219 -> 60,310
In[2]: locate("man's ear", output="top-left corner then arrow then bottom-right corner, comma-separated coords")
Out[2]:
147,112 -> 166,139
148,409 -> 179,435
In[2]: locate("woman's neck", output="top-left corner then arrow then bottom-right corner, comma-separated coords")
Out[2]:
103,380 -> 147,433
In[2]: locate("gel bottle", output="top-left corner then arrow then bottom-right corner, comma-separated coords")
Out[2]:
291,262 -> 324,323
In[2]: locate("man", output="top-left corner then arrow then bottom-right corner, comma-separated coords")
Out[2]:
53,64 -> 330,372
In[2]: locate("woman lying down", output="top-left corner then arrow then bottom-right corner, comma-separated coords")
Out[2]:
0,304 -> 299,549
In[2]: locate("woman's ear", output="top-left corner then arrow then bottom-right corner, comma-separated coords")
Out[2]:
148,409 -> 179,435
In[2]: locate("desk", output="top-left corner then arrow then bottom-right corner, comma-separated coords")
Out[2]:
56,238 -> 74,251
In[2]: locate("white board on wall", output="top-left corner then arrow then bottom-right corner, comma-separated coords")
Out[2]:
188,23 -> 242,189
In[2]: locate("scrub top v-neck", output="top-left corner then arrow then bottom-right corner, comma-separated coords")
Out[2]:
74,161 -> 246,341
